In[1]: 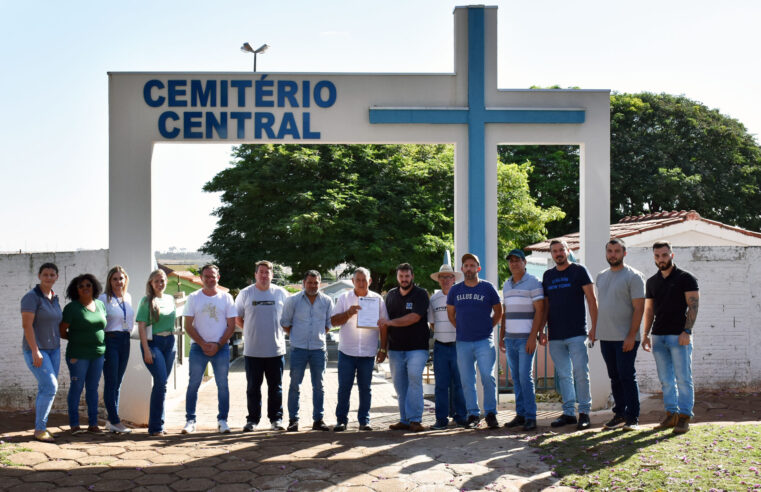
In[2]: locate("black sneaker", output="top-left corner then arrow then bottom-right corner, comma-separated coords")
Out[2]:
312,420 -> 330,431
603,414 -> 626,429
333,423 -> 347,432
287,420 -> 299,432
523,419 -> 537,431
242,421 -> 258,432
464,414 -> 481,429
485,413 -> 499,429
577,413 -> 591,430
550,414 -> 577,427
430,420 -> 449,430
504,415 -> 526,428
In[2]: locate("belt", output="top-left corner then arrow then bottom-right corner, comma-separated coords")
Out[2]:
105,331 -> 130,337
154,331 -> 174,337
435,340 -> 456,346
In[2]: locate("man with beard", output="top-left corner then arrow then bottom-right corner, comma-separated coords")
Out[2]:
446,253 -> 503,429
379,263 -> 430,433
642,241 -> 699,434
589,238 -> 645,431
542,240 -> 598,430
280,270 -> 334,432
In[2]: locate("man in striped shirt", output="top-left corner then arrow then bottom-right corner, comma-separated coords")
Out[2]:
499,249 -> 545,431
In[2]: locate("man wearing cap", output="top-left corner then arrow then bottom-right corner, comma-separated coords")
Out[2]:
499,249 -> 544,431
446,253 -> 503,429
542,240 -> 598,430
379,263 -> 430,433
428,263 -> 467,430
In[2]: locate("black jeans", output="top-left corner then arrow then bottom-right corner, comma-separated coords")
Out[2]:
600,340 -> 640,420
245,355 -> 285,423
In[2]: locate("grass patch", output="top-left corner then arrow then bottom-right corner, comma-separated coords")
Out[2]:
0,442 -> 31,466
529,423 -> 761,490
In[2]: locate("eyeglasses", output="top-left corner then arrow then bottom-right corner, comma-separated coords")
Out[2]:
439,275 -> 455,280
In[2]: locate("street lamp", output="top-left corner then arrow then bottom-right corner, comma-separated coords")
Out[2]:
241,42 -> 269,72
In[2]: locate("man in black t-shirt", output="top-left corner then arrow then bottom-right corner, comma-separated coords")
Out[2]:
642,241 -> 699,434
379,263 -> 430,433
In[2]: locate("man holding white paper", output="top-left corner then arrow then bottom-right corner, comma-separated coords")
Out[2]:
330,268 -> 388,431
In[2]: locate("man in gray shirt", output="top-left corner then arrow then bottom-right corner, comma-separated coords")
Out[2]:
236,260 -> 289,431
280,270 -> 334,432
589,238 -> 645,430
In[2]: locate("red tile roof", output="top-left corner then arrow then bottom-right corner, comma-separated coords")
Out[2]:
526,210 -> 761,252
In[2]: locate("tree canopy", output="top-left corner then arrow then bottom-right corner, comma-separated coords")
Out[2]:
498,92 -> 761,237
202,144 -> 561,290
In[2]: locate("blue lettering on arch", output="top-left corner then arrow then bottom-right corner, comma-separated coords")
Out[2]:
255,112 -> 276,139
144,80 -> 165,107
231,80 -> 252,107
302,113 -> 320,139
158,111 -> 180,138
167,80 -> 187,107
206,113 -> 228,139
183,112 -> 203,139
190,80 -> 216,107
230,112 -> 252,139
313,81 -> 336,108
277,112 -> 300,139
302,80 -> 310,108
255,76 -> 274,107
277,80 -> 299,107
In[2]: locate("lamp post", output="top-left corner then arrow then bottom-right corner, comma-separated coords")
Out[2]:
241,42 -> 269,72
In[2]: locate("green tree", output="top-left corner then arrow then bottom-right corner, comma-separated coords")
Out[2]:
499,92 -> 761,235
202,144 -> 562,291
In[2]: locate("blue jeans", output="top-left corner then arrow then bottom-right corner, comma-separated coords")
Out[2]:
549,335 -> 591,415
335,351 -> 375,425
456,337 -> 498,417
388,349 -> 428,424
103,331 -> 130,424
651,335 -> 694,416
505,337 -> 537,420
433,342 -> 466,424
186,343 -> 230,421
288,347 -> 326,422
23,348 -> 60,431
66,355 -> 104,427
141,335 -> 176,433
245,355 -> 284,423
600,340 -> 640,420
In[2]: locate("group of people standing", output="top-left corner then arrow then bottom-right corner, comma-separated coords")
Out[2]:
21,264 -> 179,441
21,237 -> 699,442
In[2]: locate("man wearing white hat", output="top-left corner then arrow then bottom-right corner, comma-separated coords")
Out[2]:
428,263 -> 467,429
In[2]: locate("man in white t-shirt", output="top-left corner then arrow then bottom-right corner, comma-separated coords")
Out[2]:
428,263 -> 467,430
235,260 -> 289,431
330,267 -> 388,431
182,264 -> 237,434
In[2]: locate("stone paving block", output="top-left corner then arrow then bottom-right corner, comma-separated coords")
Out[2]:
214,470 -> 260,483
33,459 -> 80,470
409,469 -> 455,484
6,451 -> 48,466
325,486 -> 375,492
217,458 -> 259,471
367,477 -> 417,491
100,468 -> 145,480
56,487 -> 90,492
329,472 -> 382,487
54,473 -> 102,487
110,459 -> 151,468
132,486 -> 173,492
87,446 -> 127,456
287,466 -> 333,481
253,463 -> 293,476
169,478 -> 218,491
177,465 -> 220,478
251,474 -> 294,490
135,473 -> 177,485
76,455 -> 117,465
20,470 -> 68,482
8,483 -> 56,491
291,479 -> 335,490
184,447 -> 225,458
209,484 -> 256,492
409,485 -> 461,492
21,441 -> 59,453
0,477 -> 23,488
91,478 -> 136,491
45,447 -> 88,460
147,453 -> 189,464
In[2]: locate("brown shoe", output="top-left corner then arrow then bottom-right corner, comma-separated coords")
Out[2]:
87,426 -> 102,434
408,422 -> 425,433
672,414 -> 691,434
389,422 -> 410,431
654,411 -> 678,429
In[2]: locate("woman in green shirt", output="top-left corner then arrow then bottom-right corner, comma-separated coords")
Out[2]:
59,273 -> 107,434
136,269 -> 176,436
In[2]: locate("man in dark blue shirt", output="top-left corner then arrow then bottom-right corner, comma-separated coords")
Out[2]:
542,240 -> 598,430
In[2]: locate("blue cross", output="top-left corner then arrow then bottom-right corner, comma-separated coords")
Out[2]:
369,6 -> 585,271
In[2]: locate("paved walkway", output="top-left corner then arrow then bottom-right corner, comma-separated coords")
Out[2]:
2,357 -> 760,491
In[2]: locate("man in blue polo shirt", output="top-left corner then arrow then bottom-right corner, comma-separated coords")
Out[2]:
542,240 -> 598,430
500,249 -> 544,431
446,253 -> 503,429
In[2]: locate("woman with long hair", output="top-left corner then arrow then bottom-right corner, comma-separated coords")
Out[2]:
136,269 -> 176,436
99,266 -> 134,434
59,273 -> 107,434
21,263 -> 62,442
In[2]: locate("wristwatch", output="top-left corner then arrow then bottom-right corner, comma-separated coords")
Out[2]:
378,348 -> 387,353
683,329 -> 692,335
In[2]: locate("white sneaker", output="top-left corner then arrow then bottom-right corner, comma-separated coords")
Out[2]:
218,419 -> 231,433
271,420 -> 285,431
182,420 -> 196,434
106,421 -> 132,434
243,421 -> 258,432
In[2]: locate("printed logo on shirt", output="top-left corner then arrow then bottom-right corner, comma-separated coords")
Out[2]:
434,305 -> 447,312
201,303 -> 219,321
252,300 -> 275,306
406,302 -> 413,310
455,293 -> 485,302
546,277 -> 571,291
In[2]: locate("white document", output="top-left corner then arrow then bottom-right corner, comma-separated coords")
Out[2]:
357,296 -> 380,328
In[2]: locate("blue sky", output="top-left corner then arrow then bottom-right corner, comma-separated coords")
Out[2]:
2,0 -> 759,252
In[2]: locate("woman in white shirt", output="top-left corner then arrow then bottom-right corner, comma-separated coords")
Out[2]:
98,266 -> 135,434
